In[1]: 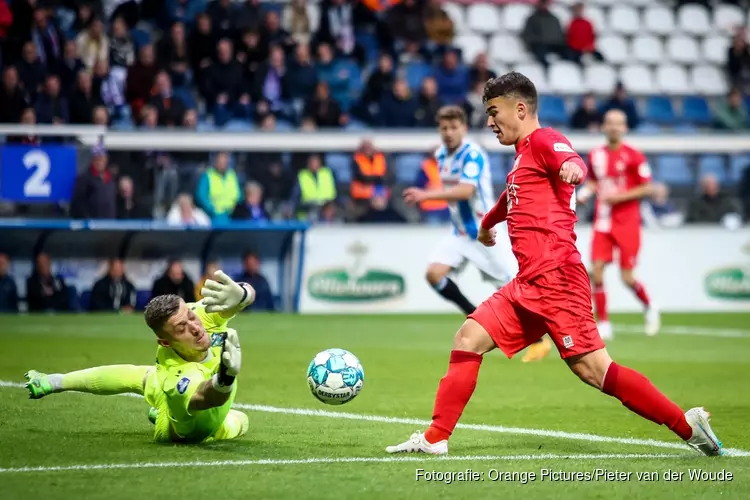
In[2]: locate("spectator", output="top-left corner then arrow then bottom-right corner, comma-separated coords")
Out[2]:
521,0 -> 569,68
173,109 -> 209,191
109,16 -> 135,71
687,174 -> 742,223
207,0 -> 234,39
727,27 -> 750,91
233,181 -> 269,221
566,2 -> 604,64
318,201 -> 343,224
7,107 -> 40,144
304,80 -> 345,127
434,49 -> 469,105
378,78 -> 417,127
35,74 -> 69,124
468,53 -> 496,90
463,81 -> 485,129
0,2 -> 11,61
95,59 -> 126,118
644,182 -> 683,228
260,9 -> 296,55
293,154 -> 337,219
362,52 -> 394,109
290,117 -> 317,172
415,154 -> 450,223
139,105 -> 179,213
116,175 -> 151,219
282,0 -> 313,45
91,104 -> 109,126
205,39 -> 251,126
287,42 -> 318,102
386,0 -> 426,45
71,2 -> 94,33
601,82 -> 639,130
71,145 -> 116,219
351,139 -> 391,210
151,259 -> 196,302
69,70 -> 98,124
256,161 -> 294,217
76,17 -> 109,70
30,7 -> 63,73
189,13 -> 216,80
0,253 -> 19,313
235,251 -> 274,311
196,152 -> 241,223
252,44 -> 290,116
316,0 -> 360,63
26,253 -> 70,312
398,40 -> 426,66
90,258 -> 137,312
149,70 -> 187,127
315,42 -> 351,109
714,88 -> 749,131
236,28 -> 265,78
570,92 -> 602,131
234,0 -> 262,34
424,0 -> 455,47
415,76 -> 442,127
126,44 -> 159,121
195,259 -> 220,300
158,21 -> 191,88
166,193 -> 211,226
59,41 -> 85,95
0,66 -> 29,123
18,41 -> 46,100
165,0 -> 207,29
357,191 -> 406,223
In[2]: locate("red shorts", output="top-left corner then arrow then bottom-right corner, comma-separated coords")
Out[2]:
591,228 -> 641,270
468,263 -> 604,359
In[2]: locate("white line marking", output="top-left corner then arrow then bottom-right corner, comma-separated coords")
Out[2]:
0,453 -> 684,474
614,324 -> 750,339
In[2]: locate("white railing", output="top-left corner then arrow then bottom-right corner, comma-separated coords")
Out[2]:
0,125 -> 748,153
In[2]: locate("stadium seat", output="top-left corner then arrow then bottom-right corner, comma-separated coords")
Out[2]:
197,119 -> 215,132
655,65 -> 691,95
466,3 -> 502,34
489,153 -> 506,180
345,119 -> 370,131
681,96 -> 712,125
584,64 -> 618,94
443,3 -> 467,34
632,35 -> 664,65
112,118 -> 135,131
355,31 -> 379,65
489,34 -> 525,64
394,154 -> 426,183
608,6 -> 640,35
585,6 -> 607,33
691,65 -> 728,96
275,120 -> 295,131
619,64 -> 654,95
548,62 -> 583,94
656,154 -> 693,185
325,153 -> 352,183
627,0 -> 652,7
702,36 -> 730,65
677,5 -> 711,36
729,154 -> 750,182
643,6 -> 676,36
634,122 -> 662,134
538,95 -> 568,125
714,5 -> 745,35
667,35 -> 700,65
550,5 -> 571,27
672,123 -> 699,134
590,0 -> 616,7
503,4 -> 533,33
404,61 -> 434,91
454,34 -> 487,64
645,96 -> 676,125
598,35 -> 629,65
698,155 -> 728,184
131,28 -> 151,48
513,63 -> 548,93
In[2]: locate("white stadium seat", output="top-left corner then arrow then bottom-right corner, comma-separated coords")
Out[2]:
702,36 -> 730,65
550,5 -> 571,29
549,61 -> 584,94
655,65 -> 692,95
489,34 -> 526,64
643,6 -> 676,36
591,0 -> 617,7
608,6 -> 640,35
598,35 -> 629,64
714,5 -> 745,35
442,3 -> 467,34
466,3 -> 502,35
667,35 -> 700,64
503,4 -> 533,33
691,65 -> 728,95
584,64 -> 618,94
585,6 -> 607,33
632,35 -> 665,65
627,0 -> 652,7
554,0 -> 578,5
678,5 -> 711,36
513,63 -> 549,93
454,34 -> 487,63
619,64 -> 655,95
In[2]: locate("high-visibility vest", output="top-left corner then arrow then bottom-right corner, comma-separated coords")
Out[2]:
206,168 -> 240,215
362,0 -> 401,12
351,152 -> 387,200
298,167 -> 336,205
420,158 -> 449,212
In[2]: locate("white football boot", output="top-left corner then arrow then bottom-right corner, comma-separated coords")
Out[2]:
598,320 -> 614,341
385,432 -> 448,455
685,407 -> 723,456
644,305 -> 661,337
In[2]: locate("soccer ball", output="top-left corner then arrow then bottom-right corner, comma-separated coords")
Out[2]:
307,348 -> 364,405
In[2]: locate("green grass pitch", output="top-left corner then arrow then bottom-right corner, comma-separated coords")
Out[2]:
1,312 -> 749,499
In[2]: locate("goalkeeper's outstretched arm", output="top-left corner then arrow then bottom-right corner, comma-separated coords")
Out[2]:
200,270 -> 256,320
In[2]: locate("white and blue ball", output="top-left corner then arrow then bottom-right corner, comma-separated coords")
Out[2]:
307,348 -> 364,405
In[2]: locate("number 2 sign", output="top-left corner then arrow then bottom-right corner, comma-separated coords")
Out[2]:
0,145 -> 78,202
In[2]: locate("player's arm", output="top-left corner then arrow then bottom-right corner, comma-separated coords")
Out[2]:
537,133 -> 588,185
404,182 -> 475,203
188,329 -> 242,411
200,270 -> 255,317
477,190 -> 508,246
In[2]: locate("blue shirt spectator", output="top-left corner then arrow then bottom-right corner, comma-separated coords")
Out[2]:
287,42 -> 318,101
315,42 -> 351,108
600,82 -> 640,129
165,0 -> 207,29
232,181 -> 270,221
0,253 -> 18,313
378,78 -> 417,127
235,252 -> 275,311
434,50 -> 468,105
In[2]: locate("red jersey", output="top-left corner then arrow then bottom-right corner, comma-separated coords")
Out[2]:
499,128 -> 587,281
587,143 -> 651,233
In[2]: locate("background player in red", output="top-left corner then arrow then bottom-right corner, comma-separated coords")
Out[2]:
386,72 -> 722,458
578,109 -> 659,340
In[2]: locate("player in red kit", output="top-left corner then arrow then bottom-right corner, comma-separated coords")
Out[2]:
578,109 -> 659,340
385,72 -> 723,457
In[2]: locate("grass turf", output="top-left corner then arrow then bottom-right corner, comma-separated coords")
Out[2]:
1,312 -> 749,499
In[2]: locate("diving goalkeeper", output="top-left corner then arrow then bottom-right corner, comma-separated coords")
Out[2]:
24,271 -> 256,443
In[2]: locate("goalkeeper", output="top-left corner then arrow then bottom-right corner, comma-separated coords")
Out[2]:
24,271 -> 255,443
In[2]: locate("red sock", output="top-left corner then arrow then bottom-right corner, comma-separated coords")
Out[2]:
631,281 -> 651,307
602,362 -> 692,441
424,350 -> 482,443
593,285 -> 608,322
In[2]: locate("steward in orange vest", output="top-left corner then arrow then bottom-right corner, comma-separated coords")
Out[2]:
351,149 -> 388,200
417,157 -> 449,213
362,0 -> 402,12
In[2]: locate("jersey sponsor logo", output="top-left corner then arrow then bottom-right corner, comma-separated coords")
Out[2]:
210,333 -> 225,347
562,336 -> 574,348
463,161 -> 480,178
553,142 -> 574,153
177,377 -> 190,395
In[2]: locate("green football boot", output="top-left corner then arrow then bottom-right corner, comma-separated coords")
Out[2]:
24,370 -> 55,399
148,407 -> 158,425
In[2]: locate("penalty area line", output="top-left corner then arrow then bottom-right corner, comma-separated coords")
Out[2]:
0,453 -> 684,474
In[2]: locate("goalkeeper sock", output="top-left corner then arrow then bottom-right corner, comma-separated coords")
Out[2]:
593,285 -> 608,322
602,362 -> 692,441
59,365 -> 150,395
434,277 -> 475,315
425,350 -> 482,444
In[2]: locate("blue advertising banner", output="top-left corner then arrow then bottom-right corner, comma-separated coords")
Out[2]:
0,145 -> 78,202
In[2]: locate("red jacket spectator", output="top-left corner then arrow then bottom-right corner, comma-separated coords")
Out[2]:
0,0 -> 13,38
567,4 -> 595,53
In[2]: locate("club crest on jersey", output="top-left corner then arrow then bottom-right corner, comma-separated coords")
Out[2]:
511,154 -> 522,173
177,377 -> 190,394
507,174 -> 519,211
553,143 -> 574,153
563,336 -> 574,348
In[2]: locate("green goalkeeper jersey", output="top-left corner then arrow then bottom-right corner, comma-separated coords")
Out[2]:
144,301 -> 239,442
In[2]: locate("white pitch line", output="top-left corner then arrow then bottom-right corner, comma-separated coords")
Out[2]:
614,324 -> 750,339
0,453 -> 684,474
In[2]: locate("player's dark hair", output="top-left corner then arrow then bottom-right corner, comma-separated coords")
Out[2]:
436,105 -> 467,124
482,72 -> 538,114
144,294 -> 181,335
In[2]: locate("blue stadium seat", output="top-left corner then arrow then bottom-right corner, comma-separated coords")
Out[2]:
672,123 -> 699,134
697,155 -> 727,183
489,153 -> 506,181
394,154 -> 426,183
634,122 -> 662,134
325,153 -> 352,183
645,96 -> 676,125
223,119 -> 253,132
112,118 -> 135,130
346,119 -> 370,131
655,154 -> 693,185
275,120 -> 295,131
729,154 -> 750,182
682,96 -> 712,125
197,119 -> 215,132
355,30 -> 380,66
405,62 -> 434,91
537,96 -> 567,125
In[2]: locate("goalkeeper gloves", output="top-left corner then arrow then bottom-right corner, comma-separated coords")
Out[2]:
213,328 -> 242,392
200,270 -> 255,313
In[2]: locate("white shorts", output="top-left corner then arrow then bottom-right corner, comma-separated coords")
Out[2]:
428,228 -> 517,287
